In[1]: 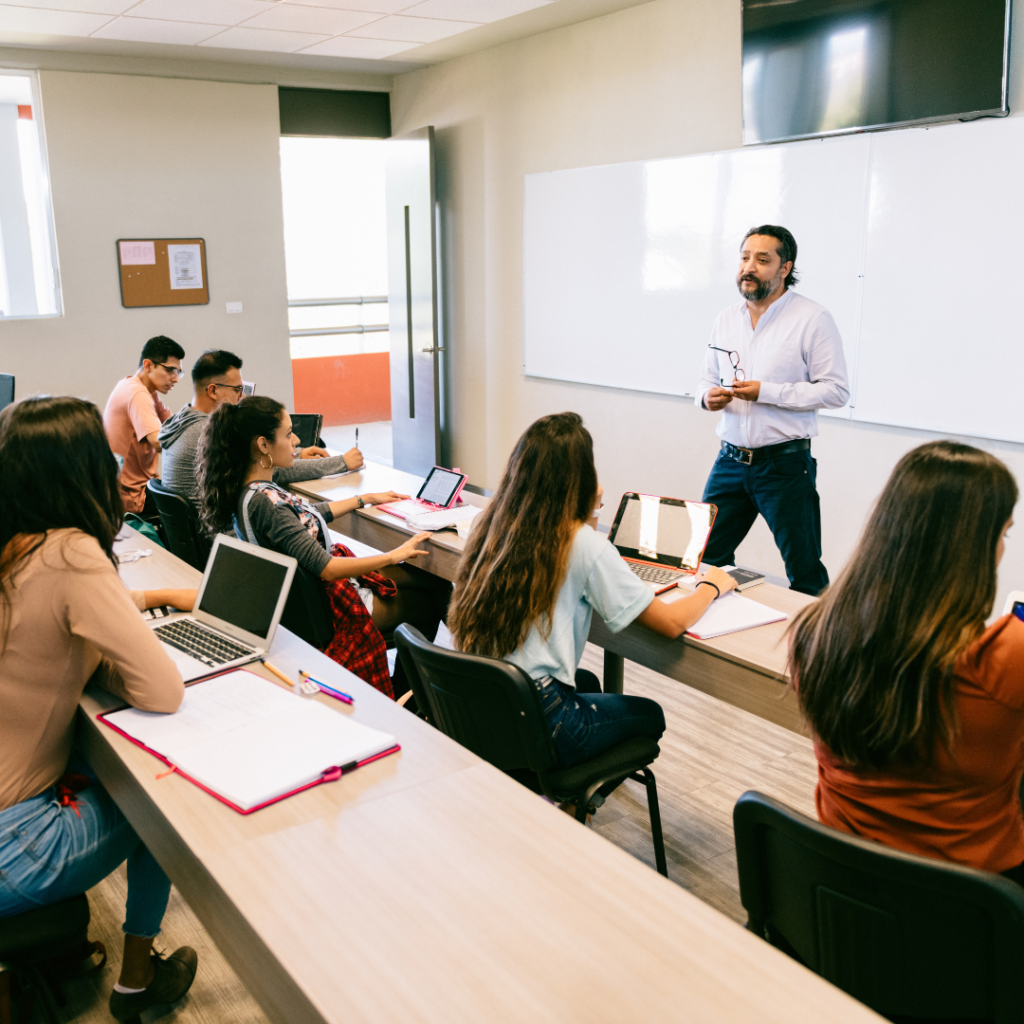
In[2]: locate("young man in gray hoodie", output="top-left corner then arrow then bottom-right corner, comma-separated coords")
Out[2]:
159,349 -> 363,509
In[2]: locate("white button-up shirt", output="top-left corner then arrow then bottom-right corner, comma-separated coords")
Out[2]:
695,289 -> 850,449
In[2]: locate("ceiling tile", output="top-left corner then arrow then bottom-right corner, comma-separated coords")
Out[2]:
1,0 -> 135,13
399,0 -> 548,22
347,13 -> 477,41
298,34 -> 416,57
0,5 -> 111,33
240,4 -> 381,35
91,15 -> 220,42
123,0 -> 277,26
281,0 -> 417,13
198,25 -> 331,51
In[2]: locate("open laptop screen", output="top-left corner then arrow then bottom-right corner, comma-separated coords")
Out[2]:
609,493 -> 715,570
197,542 -> 290,640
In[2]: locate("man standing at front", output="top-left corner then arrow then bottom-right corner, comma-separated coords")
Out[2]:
695,225 -> 849,595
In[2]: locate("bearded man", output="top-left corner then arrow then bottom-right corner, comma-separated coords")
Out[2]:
695,225 -> 849,596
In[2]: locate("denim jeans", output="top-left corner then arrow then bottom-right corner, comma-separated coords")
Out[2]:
702,447 -> 828,596
0,758 -> 170,937
536,671 -> 666,770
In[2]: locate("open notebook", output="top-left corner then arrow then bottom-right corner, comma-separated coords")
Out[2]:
99,671 -> 399,813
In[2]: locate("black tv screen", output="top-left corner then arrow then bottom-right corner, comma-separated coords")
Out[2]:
742,0 -> 1010,145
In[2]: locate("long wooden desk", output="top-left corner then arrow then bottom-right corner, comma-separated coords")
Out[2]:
77,527 -> 881,1024
290,464 -> 813,734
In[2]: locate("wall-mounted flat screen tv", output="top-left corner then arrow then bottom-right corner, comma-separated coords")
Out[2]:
742,0 -> 1010,145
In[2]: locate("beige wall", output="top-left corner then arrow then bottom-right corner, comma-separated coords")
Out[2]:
0,70 -> 294,415
392,0 -> 1024,611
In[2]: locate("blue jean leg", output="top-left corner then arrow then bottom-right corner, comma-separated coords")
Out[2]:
537,679 -> 666,770
0,765 -> 170,938
702,449 -> 828,596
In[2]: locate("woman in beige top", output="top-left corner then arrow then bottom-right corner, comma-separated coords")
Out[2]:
0,397 -> 199,1022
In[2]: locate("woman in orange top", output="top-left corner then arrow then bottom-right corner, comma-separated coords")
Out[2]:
790,440 -> 1024,881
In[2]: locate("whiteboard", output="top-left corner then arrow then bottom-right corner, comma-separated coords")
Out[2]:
523,116 -> 1024,443
524,134 -> 870,411
854,116 -> 1024,441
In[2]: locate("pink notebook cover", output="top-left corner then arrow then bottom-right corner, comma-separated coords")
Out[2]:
97,672 -> 400,815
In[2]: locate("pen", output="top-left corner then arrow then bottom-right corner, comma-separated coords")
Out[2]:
355,427 -> 359,449
300,670 -> 354,705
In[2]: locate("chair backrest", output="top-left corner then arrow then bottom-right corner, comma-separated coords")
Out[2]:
280,565 -> 335,651
734,790 -> 1024,1023
146,479 -> 211,571
394,624 -> 557,773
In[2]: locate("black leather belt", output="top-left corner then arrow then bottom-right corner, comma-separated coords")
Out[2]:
721,438 -> 810,466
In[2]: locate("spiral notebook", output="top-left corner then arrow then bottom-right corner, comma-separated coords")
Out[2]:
99,670 -> 399,814
685,592 -> 788,640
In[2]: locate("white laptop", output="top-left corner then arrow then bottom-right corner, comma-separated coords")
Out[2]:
608,492 -> 717,595
149,535 -> 296,683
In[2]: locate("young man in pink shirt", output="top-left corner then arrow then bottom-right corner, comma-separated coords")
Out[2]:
103,335 -> 185,518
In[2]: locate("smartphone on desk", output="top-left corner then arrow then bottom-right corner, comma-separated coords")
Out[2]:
1002,591 -> 1024,621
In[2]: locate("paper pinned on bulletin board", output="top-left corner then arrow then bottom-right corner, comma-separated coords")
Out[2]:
116,238 -> 209,308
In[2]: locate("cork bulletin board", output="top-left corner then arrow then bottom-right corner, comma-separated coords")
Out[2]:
117,238 -> 209,308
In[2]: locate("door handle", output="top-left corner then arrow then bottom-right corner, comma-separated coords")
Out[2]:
420,346 -> 446,354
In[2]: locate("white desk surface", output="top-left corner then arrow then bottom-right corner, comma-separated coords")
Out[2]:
75,528 -> 882,1024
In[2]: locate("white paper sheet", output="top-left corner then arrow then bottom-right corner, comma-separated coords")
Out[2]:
685,592 -> 787,640
167,243 -> 202,290
405,504 -> 481,531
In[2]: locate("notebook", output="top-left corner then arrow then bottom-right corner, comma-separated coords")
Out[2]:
99,671 -> 399,813
608,492 -> 717,594
685,592 -> 787,639
378,466 -> 468,520
149,535 -> 296,682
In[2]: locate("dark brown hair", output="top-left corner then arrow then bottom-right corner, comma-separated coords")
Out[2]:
448,412 -> 598,659
790,440 -> 1017,770
197,395 -> 285,535
743,224 -> 799,288
0,396 -> 123,646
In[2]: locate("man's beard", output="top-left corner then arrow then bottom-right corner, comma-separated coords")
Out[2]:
737,272 -> 780,302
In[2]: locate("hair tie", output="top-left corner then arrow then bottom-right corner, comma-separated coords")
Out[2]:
696,580 -> 720,599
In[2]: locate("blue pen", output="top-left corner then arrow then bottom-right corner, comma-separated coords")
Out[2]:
300,670 -> 354,705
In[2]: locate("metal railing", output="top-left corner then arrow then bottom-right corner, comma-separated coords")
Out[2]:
287,296 -> 388,338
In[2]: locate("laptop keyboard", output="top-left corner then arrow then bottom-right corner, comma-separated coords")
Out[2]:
153,619 -> 256,668
628,563 -> 685,586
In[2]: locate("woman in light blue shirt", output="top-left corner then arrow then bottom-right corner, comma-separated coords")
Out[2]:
448,412 -> 736,772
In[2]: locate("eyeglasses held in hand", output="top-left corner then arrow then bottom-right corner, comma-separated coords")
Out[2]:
707,345 -> 746,386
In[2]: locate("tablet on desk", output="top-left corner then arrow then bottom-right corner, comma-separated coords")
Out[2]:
378,466 -> 468,520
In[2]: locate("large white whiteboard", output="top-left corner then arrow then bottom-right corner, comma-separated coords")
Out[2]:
523,116 -> 1024,442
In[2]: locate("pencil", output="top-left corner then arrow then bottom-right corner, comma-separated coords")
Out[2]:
300,670 -> 354,704
262,660 -> 295,690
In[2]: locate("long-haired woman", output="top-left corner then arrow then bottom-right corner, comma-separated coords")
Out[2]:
791,440 -> 1024,879
197,396 -> 451,699
448,412 -> 737,778
0,397 -> 199,1022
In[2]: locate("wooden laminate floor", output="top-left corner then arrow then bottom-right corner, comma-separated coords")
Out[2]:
48,645 -> 816,1022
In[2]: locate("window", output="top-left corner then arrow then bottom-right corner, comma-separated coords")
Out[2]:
0,70 -> 61,319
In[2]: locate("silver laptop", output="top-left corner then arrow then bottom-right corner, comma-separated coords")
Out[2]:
608,492 -> 717,595
150,535 -> 296,682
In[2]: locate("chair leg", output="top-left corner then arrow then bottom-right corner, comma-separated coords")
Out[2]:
631,767 -> 668,877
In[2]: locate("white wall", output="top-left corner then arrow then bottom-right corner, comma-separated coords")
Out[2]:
392,0 -> 1024,612
0,70 -> 294,414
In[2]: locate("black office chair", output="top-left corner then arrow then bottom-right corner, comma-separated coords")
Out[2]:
0,893 -> 99,1024
280,565 -> 336,650
394,624 -> 667,875
733,790 -> 1024,1023
146,479 -> 211,571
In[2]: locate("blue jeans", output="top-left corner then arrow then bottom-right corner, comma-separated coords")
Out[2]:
0,758 -> 170,938
536,670 -> 666,770
702,447 -> 828,596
